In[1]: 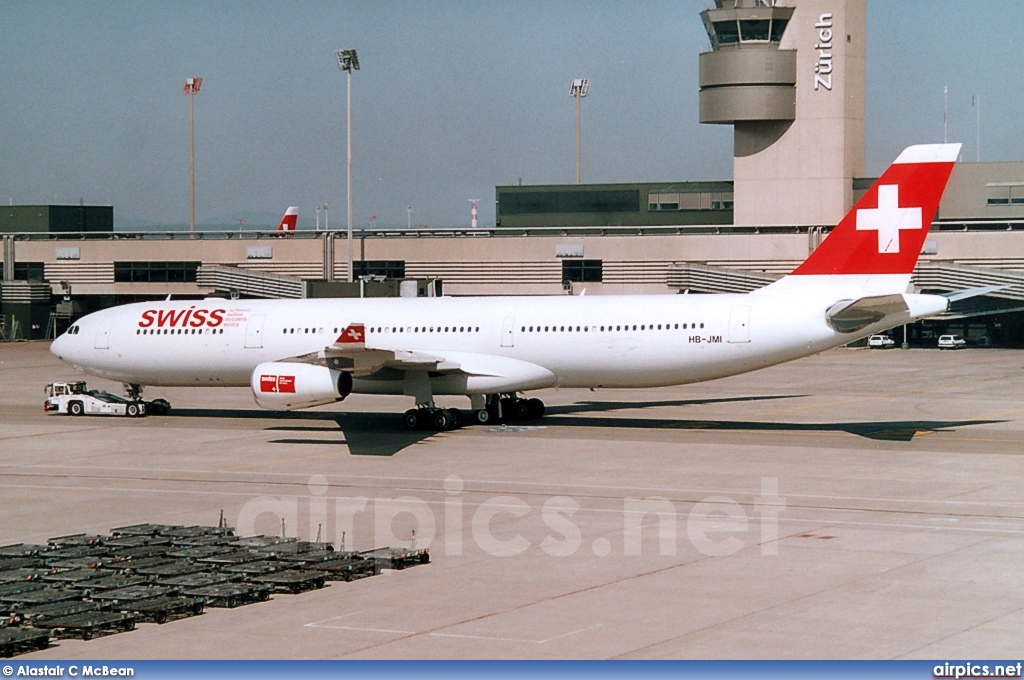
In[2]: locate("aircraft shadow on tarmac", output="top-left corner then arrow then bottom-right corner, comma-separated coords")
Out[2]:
168,397 -> 1003,456
538,414 -> 1005,442
170,408 -> 433,457
543,394 -> 804,416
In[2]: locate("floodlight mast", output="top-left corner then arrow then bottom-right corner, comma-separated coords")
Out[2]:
183,77 -> 203,234
569,78 -> 589,184
335,49 -> 359,282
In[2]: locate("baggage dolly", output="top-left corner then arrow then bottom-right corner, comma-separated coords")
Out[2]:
0,627 -> 51,658
37,610 -> 136,640
247,569 -> 326,594
180,583 -> 271,608
300,554 -> 381,582
360,546 -> 430,570
123,596 -> 203,624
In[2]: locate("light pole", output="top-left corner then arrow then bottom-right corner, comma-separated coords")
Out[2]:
569,78 -> 589,184
335,49 -> 359,282
183,77 -> 203,234
973,94 -> 981,162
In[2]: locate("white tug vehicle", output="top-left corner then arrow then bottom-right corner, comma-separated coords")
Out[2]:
44,381 -> 157,417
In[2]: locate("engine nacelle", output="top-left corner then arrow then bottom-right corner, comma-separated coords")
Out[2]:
251,362 -> 353,411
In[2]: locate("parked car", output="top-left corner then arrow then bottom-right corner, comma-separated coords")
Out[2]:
867,334 -> 896,349
938,334 -> 967,350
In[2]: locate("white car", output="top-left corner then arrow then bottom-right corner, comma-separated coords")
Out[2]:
867,334 -> 896,349
938,334 -> 967,350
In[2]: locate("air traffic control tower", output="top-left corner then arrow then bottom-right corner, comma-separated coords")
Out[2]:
699,0 -> 865,226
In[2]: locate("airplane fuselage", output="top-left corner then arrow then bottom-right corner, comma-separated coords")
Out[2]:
50,291 -> 918,395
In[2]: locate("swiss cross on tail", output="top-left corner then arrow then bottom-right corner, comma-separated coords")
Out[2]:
793,144 -> 960,275
337,323 -> 365,348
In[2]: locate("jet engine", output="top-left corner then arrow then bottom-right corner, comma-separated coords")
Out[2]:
251,362 -> 353,410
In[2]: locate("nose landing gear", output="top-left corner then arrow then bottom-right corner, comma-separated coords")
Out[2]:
123,383 -> 171,416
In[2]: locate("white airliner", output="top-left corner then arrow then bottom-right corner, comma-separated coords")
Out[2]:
52,144 -> 972,431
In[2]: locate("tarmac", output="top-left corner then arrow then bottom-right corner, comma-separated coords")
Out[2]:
2,340 -> 1023,660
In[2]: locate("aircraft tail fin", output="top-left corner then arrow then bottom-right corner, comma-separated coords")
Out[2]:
277,207 -> 299,231
761,143 -> 960,296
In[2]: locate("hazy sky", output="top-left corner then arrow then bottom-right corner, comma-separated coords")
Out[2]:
1,1 -> 1022,229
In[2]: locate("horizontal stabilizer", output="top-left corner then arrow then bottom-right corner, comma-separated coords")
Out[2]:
826,294 -> 909,333
940,285 -> 1010,302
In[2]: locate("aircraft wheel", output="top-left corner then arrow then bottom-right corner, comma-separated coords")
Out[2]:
150,399 -> 170,415
431,409 -> 453,431
512,400 -> 530,420
526,398 -> 545,420
472,408 -> 491,425
402,409 -> 423,430
127,403 -> 140,417
69,401 -> 83,416
448,408 -> 464,428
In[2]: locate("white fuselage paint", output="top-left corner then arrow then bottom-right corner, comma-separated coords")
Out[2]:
49,286 -> 944,396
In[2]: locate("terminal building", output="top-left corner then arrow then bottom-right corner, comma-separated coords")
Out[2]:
2,0 -> 1024,346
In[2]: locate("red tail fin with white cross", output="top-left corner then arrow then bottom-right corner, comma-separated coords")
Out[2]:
277,207 -> 299,231
792,144 -> 960,276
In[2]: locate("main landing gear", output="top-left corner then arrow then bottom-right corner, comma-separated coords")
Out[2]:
401,393 -> 545,432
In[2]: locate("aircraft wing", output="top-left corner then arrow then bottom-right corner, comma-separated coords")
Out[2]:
283,323 -> 460,377
286,323 -> 556,394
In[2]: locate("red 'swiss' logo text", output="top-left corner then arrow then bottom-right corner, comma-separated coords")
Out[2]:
138,307 -> 226,328
260,375 -> 296,393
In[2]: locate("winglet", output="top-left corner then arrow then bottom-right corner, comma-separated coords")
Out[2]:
277,207 -> 299,231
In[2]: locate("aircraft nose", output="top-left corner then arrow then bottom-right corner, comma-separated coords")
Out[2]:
50,332 -> 69,360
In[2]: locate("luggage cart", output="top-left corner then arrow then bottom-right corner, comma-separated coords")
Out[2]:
0,581 -> 48,598
246,569 -> 326,594
229,536 -> 297,550
300,553 -> 381,582
0,557 -> 44,572
0,627 -> 51,658
74,574 -> 148,596
101,557 -> 177,574
125,596 -> 203,624
109,523 -> 178,537
158,525 -> 234,541
35,610 -> 136,640
11,599 -> 99,623
39,568 -> 106,586
179,583 -> 271,608
196,550 -> 265,568
39,545 -> 109,561
0,587 -> 82,607
164,545 -> 236,560
0,544 -> 45,558
134,561 -> 209,579
91,585 -> 202,624
47,534 -> 106,548
219,560 -> 282,578
360,546 -> 430,570
165,534 -> 234,548
103,535 -> 173,555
